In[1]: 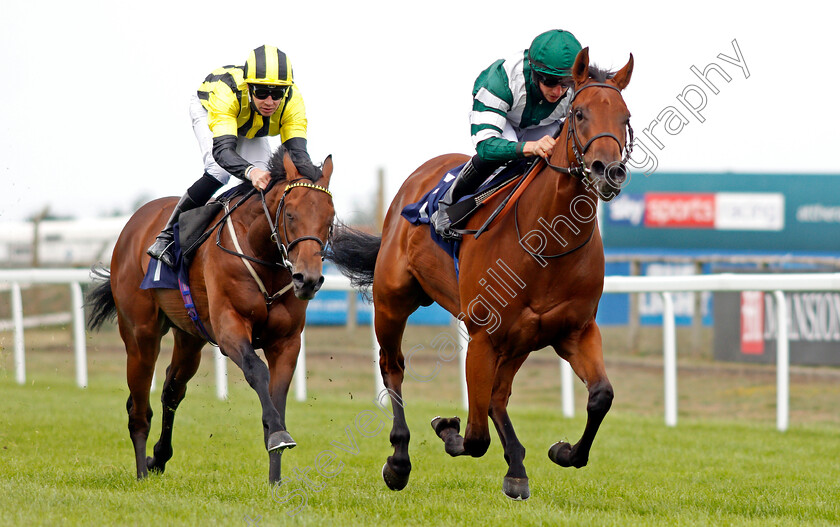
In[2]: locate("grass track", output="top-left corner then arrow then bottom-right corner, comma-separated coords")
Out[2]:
1,362 -> 839,527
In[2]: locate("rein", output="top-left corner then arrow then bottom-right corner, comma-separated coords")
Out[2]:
215,179 -> 333,304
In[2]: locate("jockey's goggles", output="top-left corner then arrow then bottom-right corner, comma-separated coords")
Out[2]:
532,70 -> 572,88
251,85 -> 288,100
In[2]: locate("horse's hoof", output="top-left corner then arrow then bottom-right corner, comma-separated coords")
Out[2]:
502,477 -> 530,501
430,416 -> 460,436
382,462 -> 410,491
145,456 -> 165,474
267,430 -> 296,452
548,441 -> 575,467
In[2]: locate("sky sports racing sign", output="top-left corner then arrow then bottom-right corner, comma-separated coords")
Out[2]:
610,192 -> 785,230
601,172 -> 840,252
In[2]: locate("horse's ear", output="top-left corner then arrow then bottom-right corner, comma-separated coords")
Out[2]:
283,151 -> 298,177
572,47 -> 590,86
611,53 -> 634,91
321,155 -> 333,184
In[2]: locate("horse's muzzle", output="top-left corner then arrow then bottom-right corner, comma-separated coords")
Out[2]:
590,160 -> 628,202
292,272 -> 325,300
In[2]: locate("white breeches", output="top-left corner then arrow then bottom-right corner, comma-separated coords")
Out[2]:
189,94 -> 272,184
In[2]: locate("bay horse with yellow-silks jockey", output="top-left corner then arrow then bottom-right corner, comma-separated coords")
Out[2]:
326,47 -> 633,500
85,147 -> 335,483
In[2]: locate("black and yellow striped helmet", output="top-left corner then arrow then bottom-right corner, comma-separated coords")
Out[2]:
244,45 -> 294,86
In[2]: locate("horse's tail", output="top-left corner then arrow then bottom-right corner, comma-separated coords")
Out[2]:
85,265 -> 117,331
324,221 -> 381,292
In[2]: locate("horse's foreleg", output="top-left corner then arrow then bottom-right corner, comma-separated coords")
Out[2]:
221,331 -> 288,454
432,336 -> 496,458
147,329 -> 204,474
550,322 -> 613,468
264,334 -> 302,484
488,353 -> 530,500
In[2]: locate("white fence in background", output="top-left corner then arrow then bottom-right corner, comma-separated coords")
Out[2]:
3,269 -> 840,432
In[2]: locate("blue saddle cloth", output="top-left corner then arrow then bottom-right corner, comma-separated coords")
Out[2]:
140,223 -> 184,290
140,223 -> 218,345
401,163 -> 466,261
400,160 -> 527,262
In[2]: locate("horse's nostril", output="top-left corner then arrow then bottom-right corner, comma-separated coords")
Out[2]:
292,273 -> 304,286
590,160 -> 606,176
606,162 -> 627,187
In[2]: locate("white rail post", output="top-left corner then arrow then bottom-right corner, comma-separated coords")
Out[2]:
215,347 -> 228,400
661,292 -> 678,427
561,360 -> 575,418
774,291 -> 789,432
295,329 -> 307,402
458,319 -> 469,411
372,315 -> 386,397
70,282 -> 88,388
11,282 -> 25,385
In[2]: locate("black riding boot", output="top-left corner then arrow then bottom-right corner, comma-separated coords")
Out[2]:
431,158 -> 487,239
146,194 -> 198,268
146,173 -> 222,268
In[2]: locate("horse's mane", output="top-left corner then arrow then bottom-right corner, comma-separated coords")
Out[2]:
267,146 -> 290,182
267,145 -> 323,183
586,64 -> 616,83
215,145 -> 320,201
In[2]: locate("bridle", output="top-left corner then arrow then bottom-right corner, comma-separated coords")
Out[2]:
474,81 -> 634,241
515,82 -> 633,260
544,82 -> 634,180
214,178 -> 333,304
261,179 -> 334,273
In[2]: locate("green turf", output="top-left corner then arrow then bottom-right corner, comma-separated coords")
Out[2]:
1,368 -> 838,527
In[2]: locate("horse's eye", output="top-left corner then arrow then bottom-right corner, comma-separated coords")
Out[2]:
575,109 -> 584,121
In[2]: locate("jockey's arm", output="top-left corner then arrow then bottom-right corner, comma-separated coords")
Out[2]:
522,136 -> 557,158
279,92 -> 321,180
476,134 -> 556,161
209,135 -> 270,191
283,137 -> 320,180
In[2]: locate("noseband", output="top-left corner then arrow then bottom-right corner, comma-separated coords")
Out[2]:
545,82 -> 634,179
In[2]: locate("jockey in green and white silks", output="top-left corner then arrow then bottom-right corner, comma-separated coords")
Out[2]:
432,29 -> 583,239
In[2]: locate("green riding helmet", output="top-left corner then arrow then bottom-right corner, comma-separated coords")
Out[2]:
527,29 -> 582,77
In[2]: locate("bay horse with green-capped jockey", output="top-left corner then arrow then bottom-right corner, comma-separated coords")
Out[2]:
326,47 -> 633,500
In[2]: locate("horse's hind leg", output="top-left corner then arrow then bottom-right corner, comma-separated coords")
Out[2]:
374,288 -> 423,492
120,316 -> 164,479
488,353 -> 530,500
146,328 -> 205,474
550,321 -> 613,468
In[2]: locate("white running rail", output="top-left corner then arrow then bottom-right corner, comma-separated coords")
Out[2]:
3,269 -> 839,432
